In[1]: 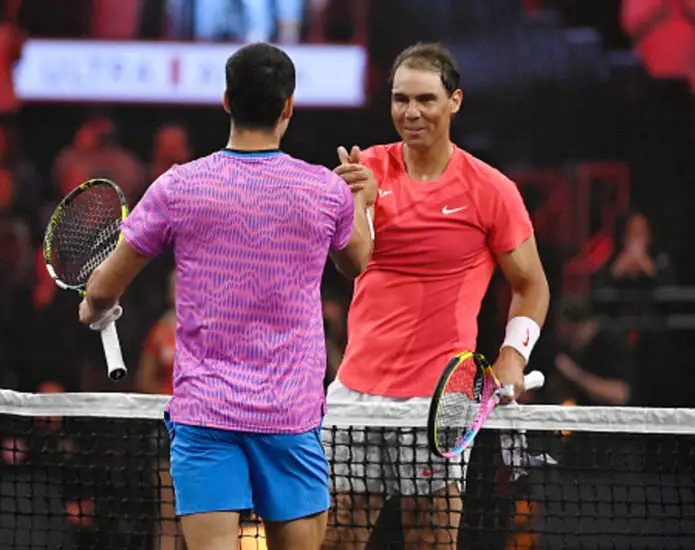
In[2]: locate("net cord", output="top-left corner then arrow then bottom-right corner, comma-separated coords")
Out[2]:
0,389 -> 693,434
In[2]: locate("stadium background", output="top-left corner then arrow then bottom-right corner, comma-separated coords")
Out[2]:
0,0 -> 694,549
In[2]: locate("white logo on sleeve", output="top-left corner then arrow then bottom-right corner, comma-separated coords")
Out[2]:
378,189 -> 393,198
442,205 -> 468,215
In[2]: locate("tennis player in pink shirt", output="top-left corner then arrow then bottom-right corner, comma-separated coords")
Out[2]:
78,43 -> 373,550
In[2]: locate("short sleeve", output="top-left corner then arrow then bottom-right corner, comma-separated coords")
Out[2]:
486,175 -> 534,254
329,172 -> 355,251
360,147 -> 380,175
121,168 -> 175,258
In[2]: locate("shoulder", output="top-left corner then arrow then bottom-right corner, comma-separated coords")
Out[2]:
278,155 -> 352,209
278,155 -> 349,197
361,142 -> 400,163
171,152 -> 222,181
457,148 -> 519,198
361,142 -> 402,179
282,154 -> 336,181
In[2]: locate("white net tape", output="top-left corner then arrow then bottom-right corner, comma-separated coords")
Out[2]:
1,389 -> 694,434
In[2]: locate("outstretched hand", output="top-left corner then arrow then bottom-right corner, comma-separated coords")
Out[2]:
334,145 -> 377,207
338,145 -> 361,165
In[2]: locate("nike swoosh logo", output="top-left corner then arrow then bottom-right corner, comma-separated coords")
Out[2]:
442,205 -> 468,215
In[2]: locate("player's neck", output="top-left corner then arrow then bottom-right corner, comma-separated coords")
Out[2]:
403,139 -> 454,182
227,127 -> 281,152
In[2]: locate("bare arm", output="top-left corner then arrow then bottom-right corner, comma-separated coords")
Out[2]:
85,240 -> 150,317
330,192 -> 373,279
496,235 -> 550,364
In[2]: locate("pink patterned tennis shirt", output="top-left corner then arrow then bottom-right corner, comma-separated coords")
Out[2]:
121,149 -> 355,434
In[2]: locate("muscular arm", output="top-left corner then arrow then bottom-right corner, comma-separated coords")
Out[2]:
496,235 -> 550,365
330,192 -> 373,279
85,240 -> 150,315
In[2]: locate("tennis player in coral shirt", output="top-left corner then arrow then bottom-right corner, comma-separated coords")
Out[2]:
323,43 -> 550,549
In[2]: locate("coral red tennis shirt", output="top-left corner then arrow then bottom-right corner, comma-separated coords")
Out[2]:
337,142 -> 534,398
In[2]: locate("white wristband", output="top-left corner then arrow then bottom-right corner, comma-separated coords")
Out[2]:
501,316 -> 540,364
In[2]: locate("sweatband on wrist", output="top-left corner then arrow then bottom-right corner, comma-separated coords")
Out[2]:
501,316 -> 540,364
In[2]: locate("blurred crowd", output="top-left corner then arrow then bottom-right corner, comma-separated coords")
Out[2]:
0,111 -> 353,396
0,108 -> 682,406
0,3 -> 691,548
5,0 -> 363,44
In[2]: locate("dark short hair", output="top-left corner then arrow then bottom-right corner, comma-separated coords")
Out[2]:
389,42 -> 461,96
225,43 -> 296,130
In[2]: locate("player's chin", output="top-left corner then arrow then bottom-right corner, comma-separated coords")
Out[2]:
401,130 -> 430,149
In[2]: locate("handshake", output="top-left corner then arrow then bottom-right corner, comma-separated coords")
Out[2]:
333,145 -> 377,207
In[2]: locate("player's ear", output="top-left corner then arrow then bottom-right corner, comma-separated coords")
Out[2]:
281,95 -> 295,121
450,89 -> 463,115
223,91 -> 230,114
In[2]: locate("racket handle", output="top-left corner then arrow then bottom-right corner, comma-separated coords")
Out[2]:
89,306 -> 127,382
101,321 -> 127,382
524,370 -> 545,391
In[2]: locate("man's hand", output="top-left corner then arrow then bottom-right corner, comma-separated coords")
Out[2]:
78,297 -> 117,327
334,145 -> 377,207
492,347 -> 527,402
78,297 -> 100,326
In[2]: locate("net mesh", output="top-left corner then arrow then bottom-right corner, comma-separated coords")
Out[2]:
46,183 -> 123,288
1,390 -> 694,550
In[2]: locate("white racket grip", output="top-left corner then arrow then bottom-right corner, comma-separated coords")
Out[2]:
524,370 -> 545,391
100,321 -> 127,382
89,305 -> 122,331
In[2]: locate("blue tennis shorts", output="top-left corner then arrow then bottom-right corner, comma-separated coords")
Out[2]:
164,414 -> 330,522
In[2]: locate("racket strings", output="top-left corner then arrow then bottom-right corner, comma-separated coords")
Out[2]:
48,186 -> 122,287
435,358 -> 479,452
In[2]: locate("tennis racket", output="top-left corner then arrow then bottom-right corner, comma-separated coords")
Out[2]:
427,351 -> 545,458
43,178 -> 129,382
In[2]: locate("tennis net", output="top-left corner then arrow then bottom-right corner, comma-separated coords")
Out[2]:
0,390 -> 694,550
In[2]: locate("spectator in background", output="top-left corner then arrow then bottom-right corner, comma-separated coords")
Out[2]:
149,124 -> 192,183
602,212 -> 677,406
549,299 -> 632,406
137,270 -> 176,396
52,115 -> 145,206
607,212 -> 675,290
0,126 -> 43,240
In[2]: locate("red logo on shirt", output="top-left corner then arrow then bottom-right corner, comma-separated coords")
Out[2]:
522,330 -> 530,347
422,468 -> 444,477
